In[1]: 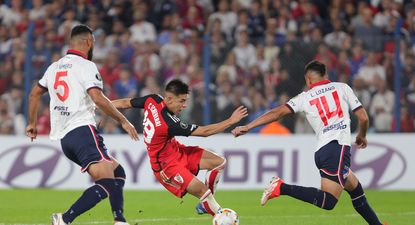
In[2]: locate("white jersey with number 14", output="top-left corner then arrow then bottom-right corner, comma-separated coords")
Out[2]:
286,80 -> 362,151
38,52 -> 103,140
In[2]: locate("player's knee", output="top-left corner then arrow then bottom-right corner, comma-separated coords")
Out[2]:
322,193 -> 338,210
114,164 -> 126,179
218,156 -> 226,168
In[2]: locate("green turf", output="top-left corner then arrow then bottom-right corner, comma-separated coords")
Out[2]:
0,189 -> 413,225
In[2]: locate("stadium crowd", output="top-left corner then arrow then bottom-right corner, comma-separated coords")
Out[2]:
0,0 -> 415,135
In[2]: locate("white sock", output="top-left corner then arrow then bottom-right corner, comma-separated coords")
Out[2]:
200,189 -> 221,216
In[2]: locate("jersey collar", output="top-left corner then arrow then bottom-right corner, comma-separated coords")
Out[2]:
67,49 -> 87,59
309,79 -> 331,89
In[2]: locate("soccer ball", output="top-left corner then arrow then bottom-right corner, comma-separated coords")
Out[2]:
212,208 -> 240,225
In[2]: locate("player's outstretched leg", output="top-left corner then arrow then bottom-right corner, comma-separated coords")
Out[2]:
261,176 -> 339,211
187,177 -> 222,216
60,180 -> 110,223
196,150 -> 226,214
345,172 -> 382,225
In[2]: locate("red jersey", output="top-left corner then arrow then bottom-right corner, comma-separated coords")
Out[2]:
130,94 -> 198,172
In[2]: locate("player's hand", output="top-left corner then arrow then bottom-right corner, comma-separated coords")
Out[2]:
121,120 -> 139,141
229,106 -> 248,124
355,135 -> 367,149
26,124 -> 37,142
232,125 -> 249,137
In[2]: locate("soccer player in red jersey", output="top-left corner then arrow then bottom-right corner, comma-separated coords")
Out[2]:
233,61 -> 385,225
112,79 -> 248,216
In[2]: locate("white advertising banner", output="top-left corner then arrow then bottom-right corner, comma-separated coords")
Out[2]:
0,134 -> 413,190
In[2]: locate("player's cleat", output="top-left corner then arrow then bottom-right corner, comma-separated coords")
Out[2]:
195,203 -> 208,215
114,222 -> 130,225
261,176 -> 284,206
382,222 -> 388,225
51,213 -> 67,225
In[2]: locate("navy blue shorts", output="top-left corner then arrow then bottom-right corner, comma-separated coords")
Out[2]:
60,125 -> 112,172
314,140 -> 351,188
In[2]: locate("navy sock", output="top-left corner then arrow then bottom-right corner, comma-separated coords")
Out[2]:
114,165 -> 126,218
62,184 -> 108,223
281,183 -> 338,210
96,178 -> 126,222
114,165 -> 126,187
347,182 -> 382,225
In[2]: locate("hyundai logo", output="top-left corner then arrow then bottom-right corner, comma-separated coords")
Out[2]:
0,144 -> 73,188
351,142 -> 406,189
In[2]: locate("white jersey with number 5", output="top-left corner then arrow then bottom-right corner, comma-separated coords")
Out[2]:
38,50 -> 103,140
286,80 -> 362,151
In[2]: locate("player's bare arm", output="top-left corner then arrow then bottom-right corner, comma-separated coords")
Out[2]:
88,89 -> 139,141
354,107 -> 369,149
112,98 -> 133,109
232,104 -> 292,137
191,106 -> 248,137
26,85 -> 47,141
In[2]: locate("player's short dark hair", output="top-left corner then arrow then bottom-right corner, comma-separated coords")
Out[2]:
70,24 -> 93,39
165,79 -> 189,95
305,60 -> 326,77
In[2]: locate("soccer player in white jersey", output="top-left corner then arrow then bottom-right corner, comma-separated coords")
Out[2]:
232,61 -> 385,225
26,25 -> 139,225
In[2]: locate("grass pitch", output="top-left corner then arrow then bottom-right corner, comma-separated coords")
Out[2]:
0,189 -> 413,225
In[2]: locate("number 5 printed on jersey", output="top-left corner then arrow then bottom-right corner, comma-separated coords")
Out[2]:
309,91 -> 344,126
54,71 -> 69,102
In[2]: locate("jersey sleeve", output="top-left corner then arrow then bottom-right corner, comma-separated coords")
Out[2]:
38,65 -> 51,89
80,62 -> 103,91
131,94 -> 163,108
286,93 -> 305,113
344,84 -> 363,112
163,110 -> 198,137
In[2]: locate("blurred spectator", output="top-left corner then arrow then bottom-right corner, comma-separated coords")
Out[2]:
370,77 -> 394,132
113,67 -> 137,98
232,29 -> 257,70
0,0 -> 23,26
356,51 -> 386,92
58,8 -> 80,36
0,98 -> 14,134
29,0 -> 47,21
324,18 -> 349,50
352,6 -> 383,51
160,29 -> 187,66
32,37 -> 51,79
208,0 -> 237,41
348,41 -> 366,77
336,50 -> 352,84
129,9 -> 156,43
99,49 -> 122,92
247,0 -> 266,43
392,105 -> 414,132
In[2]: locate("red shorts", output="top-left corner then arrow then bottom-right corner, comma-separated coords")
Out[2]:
154,145 -> 204,198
